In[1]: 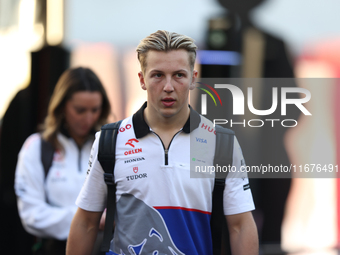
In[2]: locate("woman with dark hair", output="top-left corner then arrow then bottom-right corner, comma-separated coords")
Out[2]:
14,67 -> 111,254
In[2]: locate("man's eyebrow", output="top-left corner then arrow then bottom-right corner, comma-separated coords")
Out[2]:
149,69 -> 163,73
149,69 -> 189,73
174,69 -> 189,73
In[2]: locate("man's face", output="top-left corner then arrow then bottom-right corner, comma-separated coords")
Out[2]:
138,49 -> 197,119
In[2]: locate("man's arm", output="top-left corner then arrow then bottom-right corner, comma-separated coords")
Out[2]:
66,207 -> 102,255
226,211 -> 259,255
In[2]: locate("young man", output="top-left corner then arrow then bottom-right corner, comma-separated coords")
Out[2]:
67,30 -> 258,255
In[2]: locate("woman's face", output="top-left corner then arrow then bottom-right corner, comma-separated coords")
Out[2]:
64,91 -> 102,143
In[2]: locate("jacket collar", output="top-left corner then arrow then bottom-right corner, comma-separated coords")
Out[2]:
132,102 -> 201,139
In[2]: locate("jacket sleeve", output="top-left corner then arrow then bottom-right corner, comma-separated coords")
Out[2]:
14,134 -> 77,240
223,136 -> 255,215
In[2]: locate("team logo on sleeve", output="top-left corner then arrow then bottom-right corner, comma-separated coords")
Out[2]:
243,184 -> 250,191
87,160 -> 93,175
241,159 -> 245,166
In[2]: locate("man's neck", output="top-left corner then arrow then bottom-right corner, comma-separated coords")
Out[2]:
144,106 -> 190,133
143,105 -> 190,149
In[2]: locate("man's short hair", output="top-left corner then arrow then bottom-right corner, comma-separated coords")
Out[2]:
136,30 -> 197,73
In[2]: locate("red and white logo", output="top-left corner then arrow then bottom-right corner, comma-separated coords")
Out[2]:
124,148 -> 142,156
119,124 -> 132,133
125,138 -> 139,148
133,167 -> 138,173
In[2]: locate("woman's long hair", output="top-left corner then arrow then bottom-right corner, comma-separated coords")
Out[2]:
42,67 -> 111,150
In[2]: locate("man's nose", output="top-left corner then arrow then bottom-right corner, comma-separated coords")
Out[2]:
163,77 -> 174,92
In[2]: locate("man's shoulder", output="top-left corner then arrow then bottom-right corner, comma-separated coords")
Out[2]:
194,114 -> 213,129
98,116 -> 135,146
198,114 -> 234,136
101,116 -> 133,132
194,114 -> 219,136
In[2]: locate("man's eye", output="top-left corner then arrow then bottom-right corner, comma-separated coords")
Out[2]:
154,73 -> 162,78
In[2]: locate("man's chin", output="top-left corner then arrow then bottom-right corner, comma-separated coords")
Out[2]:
160,109 -> 177,118
159,105 -> 189,119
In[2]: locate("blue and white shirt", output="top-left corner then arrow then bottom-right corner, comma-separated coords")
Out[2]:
76,102 -> 255,255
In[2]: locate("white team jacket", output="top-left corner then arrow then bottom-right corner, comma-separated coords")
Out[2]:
14,132 -> 93,240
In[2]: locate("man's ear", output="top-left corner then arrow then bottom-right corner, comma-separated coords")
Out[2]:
138,71 -> 147,90
189,70 -> 198,90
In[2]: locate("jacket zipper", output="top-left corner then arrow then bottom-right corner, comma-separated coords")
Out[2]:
77,146 -> 82,172
152,130 -> 181,165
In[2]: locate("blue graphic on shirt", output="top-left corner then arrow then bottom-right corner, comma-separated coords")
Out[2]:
149,228 -> 163,242
128,238 -> 147,254
157,208 -> 212,254
110,194 -> 184,255
110,194 -> 212,255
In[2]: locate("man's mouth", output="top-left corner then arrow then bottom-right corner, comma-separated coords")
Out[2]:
162,98 -> 176,107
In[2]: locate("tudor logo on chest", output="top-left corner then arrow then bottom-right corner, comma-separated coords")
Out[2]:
126,167 -> 147,181
126,173 -> 147,181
